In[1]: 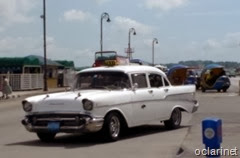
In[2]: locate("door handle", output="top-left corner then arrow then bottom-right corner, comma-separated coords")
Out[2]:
164,89 -> 169,92
148,90 -> 153,93
141,105 -> 146,109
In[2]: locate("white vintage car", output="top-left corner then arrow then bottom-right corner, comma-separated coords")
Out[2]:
21,65 -> 198,142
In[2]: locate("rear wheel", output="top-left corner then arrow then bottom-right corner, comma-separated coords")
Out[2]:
217,89 -> 221,92
164,108 -> 182,130
101,112 -> 121,141
223,89 -> 227,92
201,87 -> 206,92
37,132 -> 56,142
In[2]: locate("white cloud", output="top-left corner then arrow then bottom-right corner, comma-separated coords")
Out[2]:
113,16 -> 153,35
145,0 -> 188,11
203,39 -> 221,50
63,9 -> 92,22
202,32 -> 240,50
0,36 -> 41,57
0,36 -> 59,57
0,36 -> 94,67
143,38 -> 160,47
183,10 -> 240,17
179,32 -> 240,62
223,32 -> 240,48
0,26 -> 5,32
94,0 -> 111,5
46,36 -> 55,46
0,0 -> 37,24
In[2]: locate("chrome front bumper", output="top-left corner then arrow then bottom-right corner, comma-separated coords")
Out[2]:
21,113 -> 104,133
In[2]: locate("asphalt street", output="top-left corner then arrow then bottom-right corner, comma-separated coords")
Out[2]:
179,77 -> 240,158
0,77 -> 239,158
179,95 -> 240,158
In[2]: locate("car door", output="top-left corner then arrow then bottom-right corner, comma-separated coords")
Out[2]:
160,77 -> 174,119
148,73 -> 168,120
130,73 -> 155,125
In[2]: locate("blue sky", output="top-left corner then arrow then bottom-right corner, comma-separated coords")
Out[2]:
0,0 -> 240,67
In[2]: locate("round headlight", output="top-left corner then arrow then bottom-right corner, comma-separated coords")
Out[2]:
82,99 -> 93,111
22,101 -> 33,112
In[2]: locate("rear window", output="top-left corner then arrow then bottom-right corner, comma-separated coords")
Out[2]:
149,74 -> 163,88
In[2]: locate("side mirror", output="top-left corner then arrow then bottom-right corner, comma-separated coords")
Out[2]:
132,83 -> 138,91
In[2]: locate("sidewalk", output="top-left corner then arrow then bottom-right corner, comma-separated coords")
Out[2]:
0,87 -> 67,101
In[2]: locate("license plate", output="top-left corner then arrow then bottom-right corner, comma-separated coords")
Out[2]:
47,122 -> 60,133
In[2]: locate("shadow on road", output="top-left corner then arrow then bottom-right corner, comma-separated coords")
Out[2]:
6,124 -> 189,149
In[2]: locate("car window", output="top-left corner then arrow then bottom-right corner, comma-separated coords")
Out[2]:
149,74 -> 163,88
131,73 -> 147,88
164,78 -> 170,86
74,71 -> 130,90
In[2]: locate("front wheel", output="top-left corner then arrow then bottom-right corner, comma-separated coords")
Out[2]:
164,108 -> 182,130
37,132 -> 56,142
101,112 -> 121,141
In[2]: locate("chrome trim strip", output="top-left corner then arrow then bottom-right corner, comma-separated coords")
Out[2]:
96,92 -> 196,108
26,111 -> 89,117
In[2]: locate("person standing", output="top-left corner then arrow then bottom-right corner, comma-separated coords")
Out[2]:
2,76 -> 12,99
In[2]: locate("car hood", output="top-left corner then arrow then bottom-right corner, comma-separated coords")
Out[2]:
26,90 -> 109,103
25,90 -> 115,113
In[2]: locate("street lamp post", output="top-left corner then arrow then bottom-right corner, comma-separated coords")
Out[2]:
128,28 -> 136,60
41,0 -> 48,91
100,12 -> 111,52
152,38 -> 158,66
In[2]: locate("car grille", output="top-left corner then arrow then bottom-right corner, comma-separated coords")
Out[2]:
27,114 -> 88,127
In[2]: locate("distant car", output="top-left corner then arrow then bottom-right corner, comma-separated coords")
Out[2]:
21,65 -> 199,142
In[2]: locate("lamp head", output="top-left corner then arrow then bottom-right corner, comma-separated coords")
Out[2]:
153,38 -> 158,44
133,31 -> 136,35
107,18 -> 111,22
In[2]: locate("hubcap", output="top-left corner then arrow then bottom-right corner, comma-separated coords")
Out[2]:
109,116 -> 120,138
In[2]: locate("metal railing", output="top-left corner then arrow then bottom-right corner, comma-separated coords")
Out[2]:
0,74 -> 43,91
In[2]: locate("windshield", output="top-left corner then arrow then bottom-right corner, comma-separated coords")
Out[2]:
74,71 -> 131,90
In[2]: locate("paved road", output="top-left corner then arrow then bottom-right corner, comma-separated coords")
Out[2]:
179,77 -> 240,157
0,77 -> 239,158
0,97 -> 192,158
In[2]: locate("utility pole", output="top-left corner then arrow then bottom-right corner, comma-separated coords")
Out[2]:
42,0 -> 48,91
